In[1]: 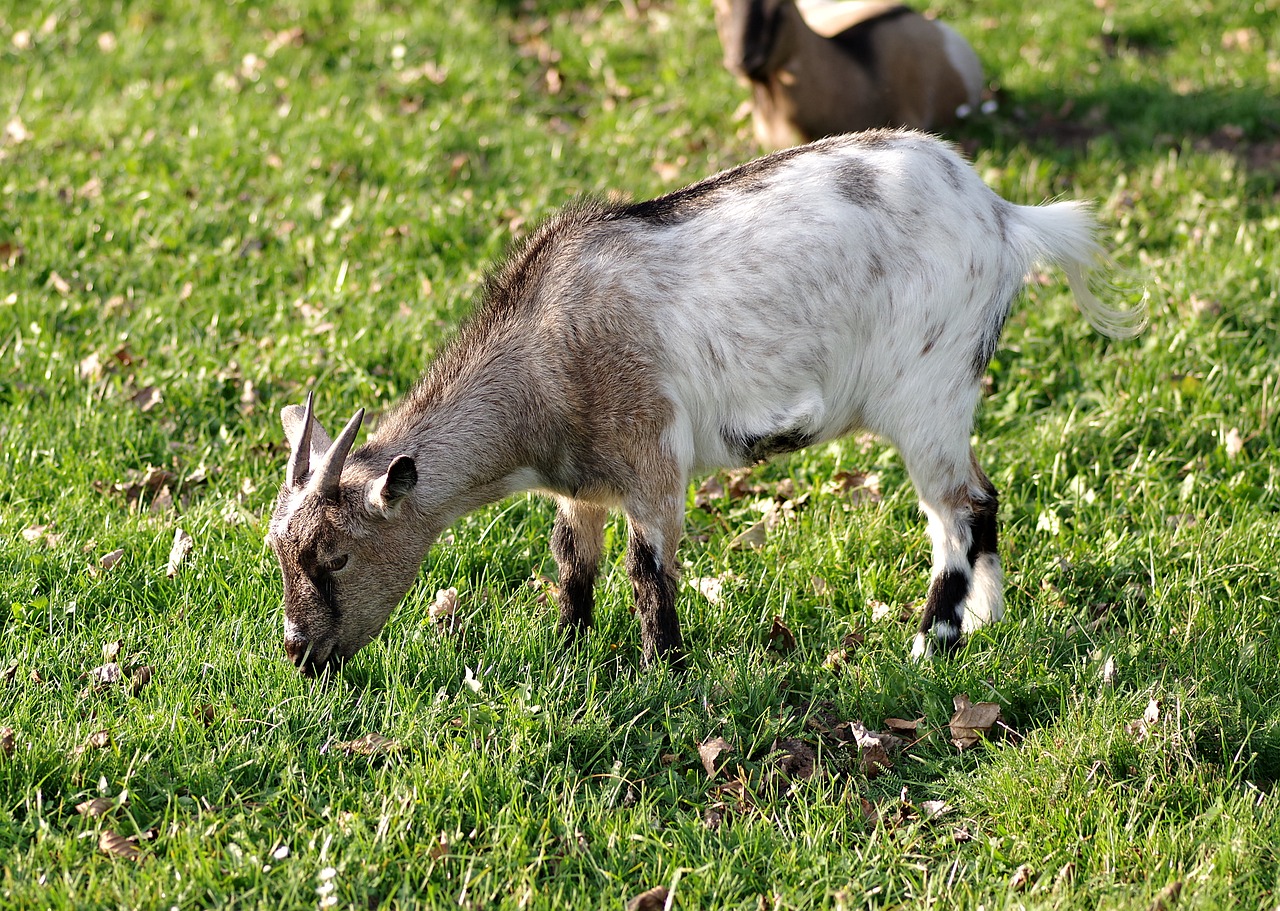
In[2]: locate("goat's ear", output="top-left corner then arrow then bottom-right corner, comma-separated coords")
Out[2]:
366,455 -> 418,516
281,403 -> 334,456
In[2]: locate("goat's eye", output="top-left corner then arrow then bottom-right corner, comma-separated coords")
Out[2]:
324,554 -> 350,572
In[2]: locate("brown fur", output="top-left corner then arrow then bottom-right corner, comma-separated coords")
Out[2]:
714,0 -> 984,149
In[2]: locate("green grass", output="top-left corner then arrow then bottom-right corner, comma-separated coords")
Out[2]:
2,0 -> 1279,907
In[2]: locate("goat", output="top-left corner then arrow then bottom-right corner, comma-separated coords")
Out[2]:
713,0 -> 985,149
266,129 -> 1145,676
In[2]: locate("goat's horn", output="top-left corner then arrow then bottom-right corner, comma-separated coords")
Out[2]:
312,408 -> 364,499
286,391 -> 316,489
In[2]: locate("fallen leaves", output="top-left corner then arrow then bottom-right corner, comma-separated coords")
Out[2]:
698,736 -> 734,778
98,830 -> 144,862
949,695 -> 1003,750
625,885 -> 669,911
166,528 -> 194,577
326,732 -> 403,757
0,727 -> 14,757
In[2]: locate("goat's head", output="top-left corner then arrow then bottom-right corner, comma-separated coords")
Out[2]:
267,393 -> 423,676
712,0 -> 793,81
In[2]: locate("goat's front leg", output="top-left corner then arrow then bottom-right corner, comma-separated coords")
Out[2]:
624,484 -> 686,668
551,498 -> 607,639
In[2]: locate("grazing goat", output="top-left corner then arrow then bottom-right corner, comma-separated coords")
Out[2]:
266,130 -> 1145,676
713,0 -> 985,149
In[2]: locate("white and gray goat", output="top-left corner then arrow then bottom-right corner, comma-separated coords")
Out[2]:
714,0 -> 985,149
267,129 -> 1145,676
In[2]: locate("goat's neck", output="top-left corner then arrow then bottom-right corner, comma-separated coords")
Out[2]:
369,348 -> 546,525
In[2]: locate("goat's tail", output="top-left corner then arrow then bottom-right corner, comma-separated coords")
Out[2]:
1012,200 -> 1148,340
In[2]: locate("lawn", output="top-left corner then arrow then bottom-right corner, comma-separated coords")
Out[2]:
2,0 -> 1278,908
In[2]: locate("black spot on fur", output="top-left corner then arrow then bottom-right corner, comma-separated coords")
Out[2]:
971,290 -> 1017,378
920,322 -> 944,357
837,158 -> 883,207
830,6 -> 914,76
731,426 -> 816,463
966,484 -> 999,565
616,145 -> 807,226
918,567 -> 970,648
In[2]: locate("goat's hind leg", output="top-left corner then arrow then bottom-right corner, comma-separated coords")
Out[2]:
551,498 -> 607,640
907,448 -> 1003,659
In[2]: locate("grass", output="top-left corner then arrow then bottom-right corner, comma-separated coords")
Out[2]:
2,0 -> 1279,907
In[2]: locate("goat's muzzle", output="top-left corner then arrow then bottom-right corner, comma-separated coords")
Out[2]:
284,637 -> 342,678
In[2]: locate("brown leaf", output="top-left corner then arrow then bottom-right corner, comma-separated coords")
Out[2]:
729,518 -> 768,550
98,830 -> 143,862
165,528 -> 193,577
81,730 -> 113,752
2,659 -> 17,685
847,722 -> 896,777
196,704 -> 217,727
1009,863 -> 1034,891
949,695 -> 1002,750
130,665 -> 154,696
767,615 -> 796,653
428,832 -> 449,861
0,240 -> 25,268
827,469 -> 883,506
99,548 -> 125,571
0,726 -> 14,757
129,385 -> 163,412
698,736 -> 734,778
1147,880 -> 1183,911
822,630 -> 865,672
331,732 -> 402,756
88,663 -> 124,688
884,717 -> 921,734
1126,698 -> 1162,739
77,796 -> 116,817
626,885 -> 669,911
771,737 -> 817,783
428,587 -> 458,622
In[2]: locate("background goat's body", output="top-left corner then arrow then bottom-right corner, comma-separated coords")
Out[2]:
271,130 -> 1144,673
715,0 -> 985,149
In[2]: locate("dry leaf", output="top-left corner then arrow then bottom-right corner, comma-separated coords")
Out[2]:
0,727 -> 14,757
1147,880 -> 1183,911
130,665 -> 154,696
129,386 -> 163,412
102,639 -> 123,662
847,722 -> 896,777
698,736 -> 734,778
0,240 -> 26,268
1100,654 -> 1118,686
920,799 -> 951,819
77,796 -> 116,817
99,548 -> 125,571
771,737 -> 817,783
2,659 -> 17,685
332,732 -> 402,756
626,885 -> 669,911
428,832 -> 449,861
884,717 -> 921,734
89,663 -> 124,688
165,528 -> 193,577
429,587 -> 458,622
1009,863 -> 1034,891
827,469 -> 882,505
767,615 -> 796,653
1224,427 -> 1243,459
687,576 -> 726,604
729,518 -> 768,550
76,730 -> 113,755
949,695 -> 1002,750
823,630 -> 865,671
99,830 -> 143,862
